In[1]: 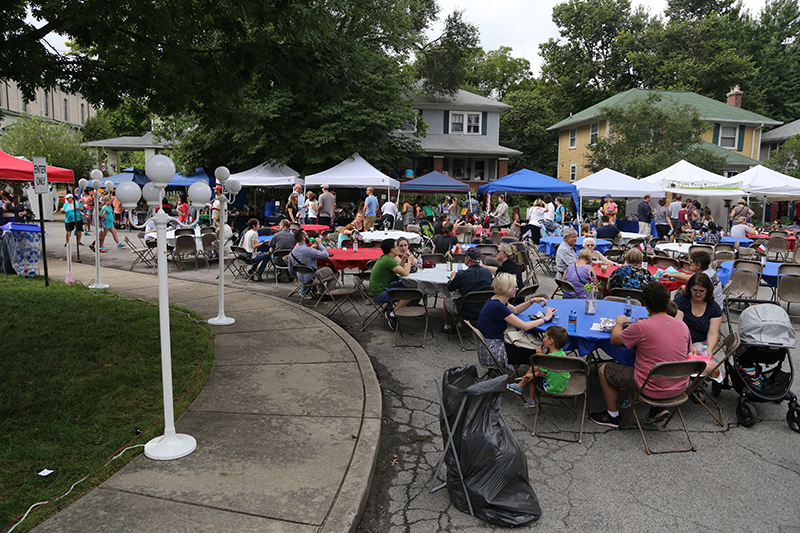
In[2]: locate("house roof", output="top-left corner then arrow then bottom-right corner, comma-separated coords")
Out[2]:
408,84 -> 511,112
762,118 -> 800,142
419,134 -> 522,156
547,89 -> 781,131
81,131 -> 164,150
700,141 -> 760,168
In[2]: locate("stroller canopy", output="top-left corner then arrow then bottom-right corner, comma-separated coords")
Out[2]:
739,304 -> 795,349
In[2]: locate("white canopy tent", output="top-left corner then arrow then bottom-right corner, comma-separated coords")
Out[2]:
230,161 -> 302,187
576,168 -> 665,199
737,165 -> 800,201
642,160 -> 745,230
304,153 -> 399,189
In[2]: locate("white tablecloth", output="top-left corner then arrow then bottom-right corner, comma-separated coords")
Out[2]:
166,228 -> 203,251
359,230 -> 421,244
402,263 -> 462,296
654,242 -> 693,257
617,232 -> 647,245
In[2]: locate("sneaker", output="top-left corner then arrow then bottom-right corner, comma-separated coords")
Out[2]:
302,291 -> 316,300
78,242 -> 85,246
384,309 -> 398,330
99,248 -> 107,253
620,397 -> 632,409
506,383 -> 524,396
117,242 -> 125,248
89,244 -> 95,252
590,411 -> 621,429
644,407 -> 670,424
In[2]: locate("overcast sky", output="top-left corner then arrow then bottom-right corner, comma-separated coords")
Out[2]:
431,0 -> 770,75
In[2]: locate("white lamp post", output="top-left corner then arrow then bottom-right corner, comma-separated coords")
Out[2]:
78,169 -> 114,289
116,154 -> 212,460
208,166 -> 241,326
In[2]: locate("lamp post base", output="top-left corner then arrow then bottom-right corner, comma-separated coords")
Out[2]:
208,315 -> 235,326
144,433 -> 197,461
88,282 -> 109,290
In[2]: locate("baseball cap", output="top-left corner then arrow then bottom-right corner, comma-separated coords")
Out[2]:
65,194 -> 73,199
214,186 -> 223,192
322,183 -> 330,190
466,247 -> 482,260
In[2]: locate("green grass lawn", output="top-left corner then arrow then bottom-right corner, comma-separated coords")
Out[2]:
0,277 -> 214,532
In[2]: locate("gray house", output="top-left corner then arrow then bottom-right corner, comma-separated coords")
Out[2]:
405,88 -> 520,181
760,118 -> 800,161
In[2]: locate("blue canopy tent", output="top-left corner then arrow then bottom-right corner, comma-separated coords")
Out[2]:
477,169 -> 579,207
399,171 -> 470,193
107,167 -> 148,187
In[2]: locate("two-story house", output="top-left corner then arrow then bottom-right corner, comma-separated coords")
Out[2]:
547,87 -> 781,182
759,118 -> 800,161
405,88 -> 521,182
1,80 -> 97,132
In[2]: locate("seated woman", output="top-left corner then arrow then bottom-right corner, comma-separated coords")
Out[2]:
337,223 -> 356,247
476,273 -> 554,372
582,237 -> 617,265
607,248 -> 655,290
673,273 -> 723,384
433,222 -> 461,255
352,211 -> 366,232
730,216 -> 756,238
562,248 -> 595,299
580,223 -> 592,237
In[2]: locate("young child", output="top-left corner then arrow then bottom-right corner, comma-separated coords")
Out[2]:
507,325 -> 570,407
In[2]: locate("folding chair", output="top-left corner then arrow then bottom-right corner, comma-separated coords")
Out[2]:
463,320 -> 523,379
173,234 -> 202,270
291,264 -> 324,306
314,267 -> 361,325
689,244 -> 714,257
174,227 -> 195,236
200,226 -> 216,235
602,295 -> 642,306
124,236 -> 154,270
650,256 -> 680,269
273,249 -> 292,285
353,272 -> 384,331
421,253 -> 444,264
552,278 -> 578,299
685,333 -> 740,426
603,249 -> 626,263
529,353 -> 589,443
628,360 -> 707,454
523,238 -> 554,278
768,236 -> 789,262
475,244 -> 498,255
230,245 -> 258,283
451,290 -> 495,351
201,232 -> 219,261
386,288 -> 433,347
776,264 -> 800,315
456,225 -> 475,244
609,287 -> 644,302
509,285 -> 542,306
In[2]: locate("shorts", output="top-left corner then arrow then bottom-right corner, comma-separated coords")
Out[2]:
603,363 -> 638,392
65,220 -> 84,232
444,297 -> 460,316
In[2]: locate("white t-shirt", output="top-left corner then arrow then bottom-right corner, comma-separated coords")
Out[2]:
382,201 -> 399,217
669,201 -> 682,219
730,224 -> 750,238
528,206 -> 545,227
243,228 -> 260,257
543,202 -> 555,222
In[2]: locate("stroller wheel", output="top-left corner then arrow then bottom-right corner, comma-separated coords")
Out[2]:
787,406 -> 800,433
736,400 -> 757,428
711,380 -> 722,397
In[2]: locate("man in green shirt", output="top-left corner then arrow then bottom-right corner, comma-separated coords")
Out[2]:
369,238 -> 413,330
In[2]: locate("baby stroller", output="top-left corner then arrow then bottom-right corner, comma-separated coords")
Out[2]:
714,304 -> 799,431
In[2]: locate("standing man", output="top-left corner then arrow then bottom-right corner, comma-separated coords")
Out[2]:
289,183 -> 308,223
590,282 -> 692,428
668,194 -> 682,241
317,184 -> 335,227
364,187 -> 379,230
381,195 -> 399,230
637,194 -> 654,236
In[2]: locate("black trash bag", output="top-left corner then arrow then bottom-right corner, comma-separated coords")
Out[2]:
439,365 -> 542,526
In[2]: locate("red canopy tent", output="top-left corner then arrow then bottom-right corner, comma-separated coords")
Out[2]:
0,149 -> 74,183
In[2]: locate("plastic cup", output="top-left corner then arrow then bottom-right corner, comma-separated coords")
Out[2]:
552,314 -> 560,324
601,264 -> 608,273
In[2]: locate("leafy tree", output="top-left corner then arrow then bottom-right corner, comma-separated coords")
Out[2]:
0,114 -> 95,178
664,0 -> 738,20
416,11 -> 481,97
463,47 -> 532,101
81,115 -> 116,143
499,84 -> 560,175
765,135 -> 800,179
585,93 -> 726,177
539,0 -> 650,111
99,97 -> 151,138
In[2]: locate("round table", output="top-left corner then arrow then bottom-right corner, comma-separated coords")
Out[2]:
476,228 -> 508,236
319,248 -> 382,271
358,230 -> 421,245
654,242 -> 692,257
166,228 -> 203,251
592,264 -> 687,292
402,263 -> 461,296
617,232 -> 647,245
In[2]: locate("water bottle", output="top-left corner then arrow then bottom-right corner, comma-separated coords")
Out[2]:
353,238 -> 359,253
568,310 -> 577,333
624,296 -> 632,318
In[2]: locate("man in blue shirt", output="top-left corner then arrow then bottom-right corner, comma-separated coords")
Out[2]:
441,247 -> 493,333
595,215 -> 621,241
364,187 -> 379,231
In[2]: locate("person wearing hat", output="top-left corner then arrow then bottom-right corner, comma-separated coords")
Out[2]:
441,247 -> 493,333
210,186 -> 224,227
730,198 -> 754,224
601,194 -> 618,224
60,193 -> 84,247
317,184 -> 335,227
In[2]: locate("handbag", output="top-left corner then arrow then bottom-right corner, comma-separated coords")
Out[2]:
504,328 -> 541,351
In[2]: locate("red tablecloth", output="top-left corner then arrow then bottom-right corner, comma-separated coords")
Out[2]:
476,228 -> 508,236
753,234 -> 796,250
592,264 -> 687,293
271,224 -> 331,234
319,248 -> 382,271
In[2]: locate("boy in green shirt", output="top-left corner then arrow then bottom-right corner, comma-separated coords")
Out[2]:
507,325 -> 570,407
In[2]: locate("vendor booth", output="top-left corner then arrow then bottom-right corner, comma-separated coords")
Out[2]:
400,171 -> 470,193
575,168 -> 664,228
230,161 -> 302,188
304,153 -> 399,190
476,169 -> 579,207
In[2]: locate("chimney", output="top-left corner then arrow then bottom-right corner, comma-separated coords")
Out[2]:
726,85 -> 743,108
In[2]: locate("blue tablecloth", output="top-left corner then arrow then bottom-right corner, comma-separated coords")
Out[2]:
720,236 -> 753,247
539,236 -> 611,256
717,260 -> 780,288
517,299 -> 648,366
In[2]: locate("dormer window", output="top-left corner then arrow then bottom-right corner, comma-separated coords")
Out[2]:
451,112 -> 481,135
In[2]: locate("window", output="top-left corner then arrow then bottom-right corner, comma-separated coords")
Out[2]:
81,104 -> 85,124
64,98 -> 68,121
474,160 -> 486,180
569,128 -> 577,149
719,125 -> 738,148
44,92 -> 49,117
400,109 -> 417,132
452,159 -> 466,178
590,122 -> 599,144
22,99 -> 27,112
450,112 -> 481,134
724,171 -> 739,178
569,164 -> 577,183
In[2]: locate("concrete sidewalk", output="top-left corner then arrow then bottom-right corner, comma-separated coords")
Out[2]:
30,247 -> 381,532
